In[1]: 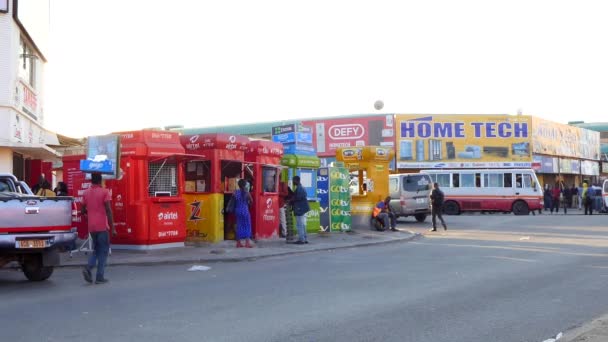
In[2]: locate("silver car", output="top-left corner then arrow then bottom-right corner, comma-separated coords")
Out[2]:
388,173 -> 432,222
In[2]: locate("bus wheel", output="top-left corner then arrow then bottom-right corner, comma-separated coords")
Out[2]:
443,201 -> 460,215
512,201 -> 529,216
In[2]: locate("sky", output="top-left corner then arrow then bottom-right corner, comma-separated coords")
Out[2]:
44,0 -> 608,138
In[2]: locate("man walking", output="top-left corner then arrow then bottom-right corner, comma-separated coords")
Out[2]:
290,176 -> 310,245
429,182 -> 447,232
81,172 -> 115,284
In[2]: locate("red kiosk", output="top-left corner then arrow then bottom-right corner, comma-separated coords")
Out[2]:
244,141 -> 284,239
179,133 -> 250,243
64,130 -> 189,249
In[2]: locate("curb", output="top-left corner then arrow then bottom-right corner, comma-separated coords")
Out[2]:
59,231 -> 423,268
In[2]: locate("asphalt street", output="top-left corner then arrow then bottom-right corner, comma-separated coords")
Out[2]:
1,213 -> 608,342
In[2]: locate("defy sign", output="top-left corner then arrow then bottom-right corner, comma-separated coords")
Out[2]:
301,115 -> 394,157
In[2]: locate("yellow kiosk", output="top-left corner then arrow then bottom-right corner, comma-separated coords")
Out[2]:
336,146 -> 394,229
180,133 -> 251,243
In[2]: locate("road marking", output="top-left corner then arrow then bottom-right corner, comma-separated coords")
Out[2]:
485,256 -> 538,263
410,241 -> 608,258
586,265 -> 608,269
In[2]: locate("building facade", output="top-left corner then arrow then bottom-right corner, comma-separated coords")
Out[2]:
0,0 -> 60,184
182,113 -> 602,186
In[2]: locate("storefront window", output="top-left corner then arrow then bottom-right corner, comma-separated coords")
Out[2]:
18,37 -> 36,88
185,160 -> 211,193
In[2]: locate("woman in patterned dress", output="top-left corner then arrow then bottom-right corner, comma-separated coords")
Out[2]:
235,179 -> 254,248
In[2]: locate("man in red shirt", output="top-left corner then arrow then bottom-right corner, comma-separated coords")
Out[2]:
81,172 -> 115,284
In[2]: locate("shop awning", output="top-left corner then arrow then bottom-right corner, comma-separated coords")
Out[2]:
8,143 -> 62,161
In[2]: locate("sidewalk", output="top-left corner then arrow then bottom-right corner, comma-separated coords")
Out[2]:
563,312 -> 608,342
61,229 -> 419,267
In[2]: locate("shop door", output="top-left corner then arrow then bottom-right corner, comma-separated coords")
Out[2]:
12,152 -> 25,181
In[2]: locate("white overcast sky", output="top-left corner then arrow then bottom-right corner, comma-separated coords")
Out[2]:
44,0 -> 608,138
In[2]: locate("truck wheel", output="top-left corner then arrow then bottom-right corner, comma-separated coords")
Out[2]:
414,214 -> 427,222
443,201 -> 460,215
512,201 -> 529,216
22,256 -> 54,282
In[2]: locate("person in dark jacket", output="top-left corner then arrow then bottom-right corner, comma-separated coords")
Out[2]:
54,181 -> 69,196
563,185 -> 572,211
290,176 -> 310,244
570,185 -> 578,209
544,184 -> 553,212
31,174 -> 46,195
429,183 -> 447,231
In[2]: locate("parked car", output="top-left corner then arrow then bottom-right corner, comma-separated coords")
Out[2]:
0,174 -> 77,281
388,173 -> 432,222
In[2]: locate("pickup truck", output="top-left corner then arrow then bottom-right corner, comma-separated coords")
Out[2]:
0,174 -> 77,281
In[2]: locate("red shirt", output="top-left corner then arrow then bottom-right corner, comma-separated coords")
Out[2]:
552,187 -> 561,200
83,185 -> 111,232
278,182 -> 289,207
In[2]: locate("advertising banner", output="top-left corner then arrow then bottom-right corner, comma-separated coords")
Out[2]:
317,168 -> 330,232
538,156 -> 559,173
532,117 -> 601,160
395,114 -> 532,168
300,115 -> 394,158
581,160 -> 600,176
272,124 -> 315,156
81,134 -> 120,177
559,158 -> 581,174
329,167 -> 351,232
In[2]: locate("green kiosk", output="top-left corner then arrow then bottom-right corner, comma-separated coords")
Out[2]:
281,154 -> 321,233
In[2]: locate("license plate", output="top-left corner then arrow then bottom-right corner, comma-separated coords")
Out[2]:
17,240 -> 47,249
416,198 -> 425,204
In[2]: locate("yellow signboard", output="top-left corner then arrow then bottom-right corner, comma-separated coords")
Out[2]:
532,117 -> 601,160
395,114 -> 532,168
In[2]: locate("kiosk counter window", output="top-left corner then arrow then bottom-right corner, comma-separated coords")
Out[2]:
221,160 -> 243,193
350,170 -> 374,196
184,160 -> 211,193
262,166 -> 278,193
148,161 -> 178,197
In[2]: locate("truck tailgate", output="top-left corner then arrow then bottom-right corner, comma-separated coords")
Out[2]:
0,194 -> 73,232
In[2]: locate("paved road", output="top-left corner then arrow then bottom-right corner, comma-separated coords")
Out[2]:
1,213 -> 607,342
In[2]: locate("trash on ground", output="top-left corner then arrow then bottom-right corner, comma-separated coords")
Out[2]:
188,265 -> 211,272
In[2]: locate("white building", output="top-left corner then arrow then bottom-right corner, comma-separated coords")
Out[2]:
0,0 -> 61,183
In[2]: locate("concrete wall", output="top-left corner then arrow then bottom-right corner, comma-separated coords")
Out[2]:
0,147 -> 12,173
0,7 -> 13,106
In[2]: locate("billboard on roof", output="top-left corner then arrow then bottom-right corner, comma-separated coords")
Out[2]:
395,114 -> 533,169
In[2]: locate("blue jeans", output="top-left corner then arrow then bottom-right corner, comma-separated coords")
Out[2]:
87,231 -> 109,281
296,215 -> 307,242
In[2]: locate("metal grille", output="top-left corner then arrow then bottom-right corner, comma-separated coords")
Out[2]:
148,161 -> 178,197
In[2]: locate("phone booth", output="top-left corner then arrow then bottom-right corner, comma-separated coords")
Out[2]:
336,146 -> 394,229
179,133 -> 250,243
104,130 -> 187,249
281,154 -> 321,233
63,130 -> 188,249
245,141 -> 284,239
